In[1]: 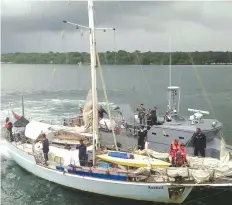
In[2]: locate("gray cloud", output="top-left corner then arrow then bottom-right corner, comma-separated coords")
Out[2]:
1,1 -> 232,53
1,1 -> 169,33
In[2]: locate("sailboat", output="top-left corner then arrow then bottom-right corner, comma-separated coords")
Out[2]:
4,1 -> 232,204
2,0 -> 194,203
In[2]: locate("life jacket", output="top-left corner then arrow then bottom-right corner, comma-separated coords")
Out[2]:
175,151 -> 183,166
179,146 -> 186,161
169,141 -> 181,157
5,121 -> 11,129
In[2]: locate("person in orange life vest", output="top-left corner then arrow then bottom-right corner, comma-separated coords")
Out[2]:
179,143 -> 187,163
169,139 -> 181,165
174,143 -> 187,167
5,117 -> 13,141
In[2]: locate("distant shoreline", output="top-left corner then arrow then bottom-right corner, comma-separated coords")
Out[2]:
1,51 -> 232,65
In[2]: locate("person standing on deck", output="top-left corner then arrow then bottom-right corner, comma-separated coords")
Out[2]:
137,104 -> 146,125
41,133 -> 49,166
146,109 -> 152,127
192,128 -> 206,157
5,117 -> 13,141
76,139 -> 87,166
137,125 -> 147,150
150,106 -> 158,125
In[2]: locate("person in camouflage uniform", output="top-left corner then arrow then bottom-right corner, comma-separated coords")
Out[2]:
137,104 -> 146,125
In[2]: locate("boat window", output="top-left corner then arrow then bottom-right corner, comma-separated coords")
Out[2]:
171,114 -> 185,122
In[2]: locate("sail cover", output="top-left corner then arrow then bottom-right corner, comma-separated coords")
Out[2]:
25,120 -> 54,141
83,89 -> 93,132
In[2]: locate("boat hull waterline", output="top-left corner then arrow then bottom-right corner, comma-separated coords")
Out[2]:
7,141 -> 192,204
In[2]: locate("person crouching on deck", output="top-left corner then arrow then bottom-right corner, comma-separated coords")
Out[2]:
176,143 -> 187,167
169,139 -> 181,166
76,139 -> 87,166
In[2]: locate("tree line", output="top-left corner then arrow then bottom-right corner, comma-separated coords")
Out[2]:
1,51 -> 232,65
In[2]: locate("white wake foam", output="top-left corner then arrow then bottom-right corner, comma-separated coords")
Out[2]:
0,140 -> 11,159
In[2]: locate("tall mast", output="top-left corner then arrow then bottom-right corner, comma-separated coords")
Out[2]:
88,0 -> 98,165
63,0 -> 116,165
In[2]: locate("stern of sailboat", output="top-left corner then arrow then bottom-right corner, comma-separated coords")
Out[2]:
168,186 -> 193,203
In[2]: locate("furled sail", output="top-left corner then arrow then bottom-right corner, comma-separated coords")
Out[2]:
83,89 -> 93,132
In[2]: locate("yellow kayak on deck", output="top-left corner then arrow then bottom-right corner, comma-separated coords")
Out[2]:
96,151 -> 170,168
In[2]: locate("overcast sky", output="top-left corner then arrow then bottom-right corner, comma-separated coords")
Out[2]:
1,0 -> 232,53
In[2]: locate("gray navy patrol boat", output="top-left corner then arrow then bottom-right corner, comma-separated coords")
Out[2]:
9,85 -> 231,159
62,85 -> 231,159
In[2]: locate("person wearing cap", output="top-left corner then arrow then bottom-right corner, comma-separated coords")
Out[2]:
76,139 -> 87,166
137,125 -> 147,150
137,104 -> 146,125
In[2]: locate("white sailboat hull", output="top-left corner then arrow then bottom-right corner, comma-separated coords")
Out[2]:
7,141 -> 192,204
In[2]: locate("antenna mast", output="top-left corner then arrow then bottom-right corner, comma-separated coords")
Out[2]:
169,36 -> 172,87
168,36 -> 172,110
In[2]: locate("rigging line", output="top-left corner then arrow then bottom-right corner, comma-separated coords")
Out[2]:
135,53 -> 152,96
113,29 -> 117,65
187,53 -> 223,124
187,52 -> 227,158
96,48 -> 118,151
93,7 -> 117,66
175,23 -> 220,120
117,2 -> 152,97
174,20 -> 227,158
187,53 -> 215,116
